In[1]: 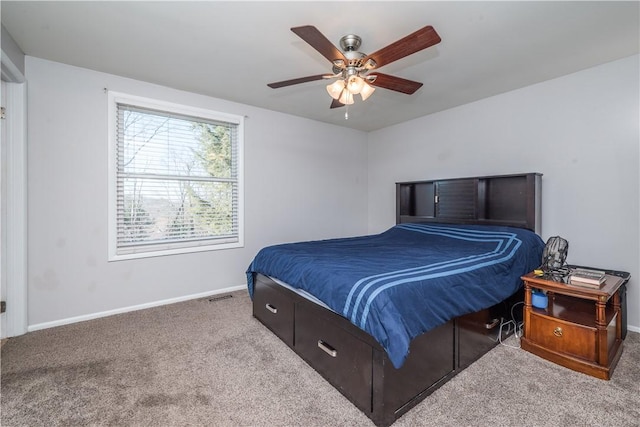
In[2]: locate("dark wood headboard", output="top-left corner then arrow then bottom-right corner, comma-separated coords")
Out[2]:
396,173 -> 541,233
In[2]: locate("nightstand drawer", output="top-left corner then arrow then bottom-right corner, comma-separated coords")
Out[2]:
528,313 -> 597,362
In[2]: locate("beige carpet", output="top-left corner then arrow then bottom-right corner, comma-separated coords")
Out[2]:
2,290 -> 639,426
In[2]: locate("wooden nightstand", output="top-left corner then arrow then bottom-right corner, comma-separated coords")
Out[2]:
520,271 -> 628,380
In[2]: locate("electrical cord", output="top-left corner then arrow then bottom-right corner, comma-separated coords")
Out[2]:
496,301 -> 525,348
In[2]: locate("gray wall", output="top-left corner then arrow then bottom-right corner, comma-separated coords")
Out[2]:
367,55 -> 640,331
25,57 -> 368,328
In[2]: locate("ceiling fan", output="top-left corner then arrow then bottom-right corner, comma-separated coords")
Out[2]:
267,25 -> 441,116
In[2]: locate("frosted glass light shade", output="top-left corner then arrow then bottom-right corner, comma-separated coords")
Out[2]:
326,80 -> 345,100
360,82 -> 375,101
338,89 -> 354,105
346,75 -> 365,95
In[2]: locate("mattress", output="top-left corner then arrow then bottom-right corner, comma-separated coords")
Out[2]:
268,276 -> 334,312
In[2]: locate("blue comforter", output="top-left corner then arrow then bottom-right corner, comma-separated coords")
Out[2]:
246,223 -> 544,368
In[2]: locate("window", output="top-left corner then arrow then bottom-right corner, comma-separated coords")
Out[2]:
108,92 -> 243,260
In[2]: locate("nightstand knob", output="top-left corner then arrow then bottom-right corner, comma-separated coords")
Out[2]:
553,327 -> 563,337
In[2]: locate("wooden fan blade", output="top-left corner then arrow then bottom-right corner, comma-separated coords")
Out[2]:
330,98 -> 344,109
363,26 -> 441,69
267,74 -> 330,89
368,73 -> 423,94
291,25 -> 347,64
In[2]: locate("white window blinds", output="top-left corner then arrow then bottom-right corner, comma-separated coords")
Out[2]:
109,93 -> 243,260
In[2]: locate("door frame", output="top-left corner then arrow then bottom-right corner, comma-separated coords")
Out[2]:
1,54 -> 28,338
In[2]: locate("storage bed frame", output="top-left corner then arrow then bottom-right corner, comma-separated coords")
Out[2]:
251,173 -> 542,426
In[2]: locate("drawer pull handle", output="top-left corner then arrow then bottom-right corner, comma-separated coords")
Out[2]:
317,340 -> 337,358
265,303 -> 277,314
553,327 -> 563,337
485,318 -> 500,329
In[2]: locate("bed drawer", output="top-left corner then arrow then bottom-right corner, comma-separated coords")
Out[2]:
253,277 -> 295,348
528,313 -> 597,362
295,301 -> 373,413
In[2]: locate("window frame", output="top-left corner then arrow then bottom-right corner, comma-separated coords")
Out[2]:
107,91 -> 244,261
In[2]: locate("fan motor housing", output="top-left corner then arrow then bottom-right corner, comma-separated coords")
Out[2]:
339,34 -> 362,51
334,34 -> 367,73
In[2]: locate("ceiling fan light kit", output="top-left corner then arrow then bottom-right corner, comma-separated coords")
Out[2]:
268,24 -> 441,119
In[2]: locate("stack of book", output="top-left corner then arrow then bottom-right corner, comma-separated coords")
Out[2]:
569,268 -> 607,289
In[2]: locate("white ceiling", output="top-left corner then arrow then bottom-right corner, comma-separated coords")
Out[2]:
2,1 -> 639,132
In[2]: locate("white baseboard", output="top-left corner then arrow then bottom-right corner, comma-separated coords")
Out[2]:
627,325 -> 640,334
28,284 -> 248,332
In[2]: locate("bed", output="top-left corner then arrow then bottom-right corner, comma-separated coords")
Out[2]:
247,173 -> 543,426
